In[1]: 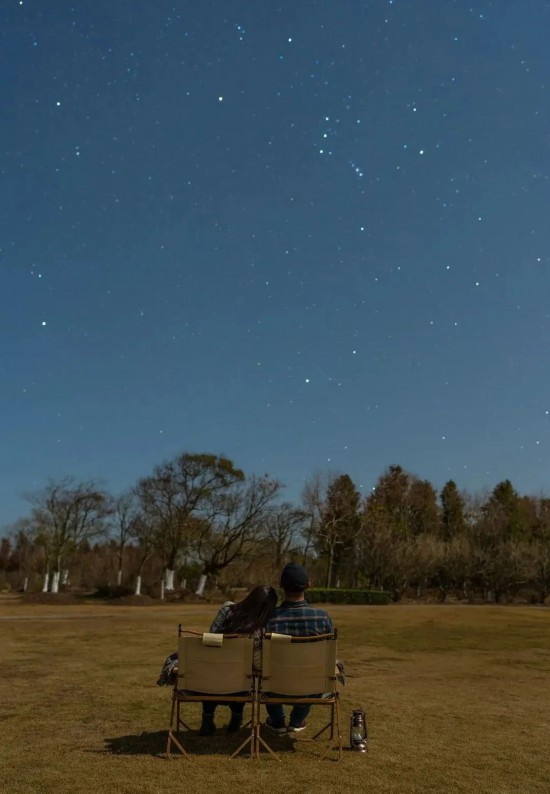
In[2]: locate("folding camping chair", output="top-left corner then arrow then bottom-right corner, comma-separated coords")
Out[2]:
258,631 -> 342,761
167,627 -> 257,759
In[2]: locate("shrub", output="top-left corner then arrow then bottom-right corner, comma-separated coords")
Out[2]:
307,588 -> 391,605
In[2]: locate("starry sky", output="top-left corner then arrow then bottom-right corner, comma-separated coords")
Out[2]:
3,0 -> 550,527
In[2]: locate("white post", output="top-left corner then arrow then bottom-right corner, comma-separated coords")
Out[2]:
195,574 -> 207,597
51,571 -> 60,593
164,568 -> 175,591
134,575 -> 142,596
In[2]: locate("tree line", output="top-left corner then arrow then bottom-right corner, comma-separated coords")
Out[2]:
1,454 -> 549,604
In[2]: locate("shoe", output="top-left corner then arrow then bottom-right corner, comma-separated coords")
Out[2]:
227,713 -> 243,733
198,716 -> 216,736
265,717 -> 287,734
288,721 -> 307,733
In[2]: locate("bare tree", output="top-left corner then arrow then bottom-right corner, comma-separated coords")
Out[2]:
301,472 -> 328,564
192,475 -> 282,594
262,503 -> 308,575
136,453 -> 245,593
130,514 -> 157,596
110,492 -> 141,587
9,515 -> 52,593
26,478 -> 111,593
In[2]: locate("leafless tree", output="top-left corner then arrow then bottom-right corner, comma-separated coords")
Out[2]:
191,475 -> 281,594
26,478 -> 111,593
261,503 -> 308,575
110,492 -> 141,587
135,453 -> 245,592
301,471 -> 329,563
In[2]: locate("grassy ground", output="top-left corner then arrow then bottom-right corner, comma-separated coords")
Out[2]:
1,598 -> 549,794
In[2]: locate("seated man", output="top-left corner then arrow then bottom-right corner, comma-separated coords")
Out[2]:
264,562 -> 333,734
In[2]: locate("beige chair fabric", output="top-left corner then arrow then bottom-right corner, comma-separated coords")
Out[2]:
261,633 -> 337,697
258,633 -> 342,761
177,633 -> 253,694
167,630 -> 256,760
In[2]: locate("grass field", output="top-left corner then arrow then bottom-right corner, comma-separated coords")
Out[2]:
1,598 -> 549,794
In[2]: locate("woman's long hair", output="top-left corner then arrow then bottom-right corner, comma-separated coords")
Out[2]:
220,585 -> 278,634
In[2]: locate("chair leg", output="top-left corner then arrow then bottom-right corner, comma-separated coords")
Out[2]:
333,697 -> 342,759
312,720 -> 331,740
176,701 -> 192,731
253,694 -> 261,759
167,695 -> 176,758
230,731 -> 255,759
229,702 -> 254,760
256,730 -> 282,761
167,730 -> 192,759
167,696 -> 192,759
229,698 -> 260,760
318,699 -> 342,761
166,695 -> 193,759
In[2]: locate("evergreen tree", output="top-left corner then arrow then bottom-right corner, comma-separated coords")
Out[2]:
482,479 -> 528,543
440,480 -> 466,540
317,474 -> 361,588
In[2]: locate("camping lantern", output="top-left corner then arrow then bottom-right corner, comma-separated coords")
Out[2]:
349,707 -> 368,752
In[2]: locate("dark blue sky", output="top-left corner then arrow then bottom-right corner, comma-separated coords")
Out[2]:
2,0 -> 550,526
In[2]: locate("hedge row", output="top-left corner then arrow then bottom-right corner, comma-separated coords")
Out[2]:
307,588 -> 392,605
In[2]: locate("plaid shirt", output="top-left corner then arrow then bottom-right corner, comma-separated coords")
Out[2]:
266,600 -> 333,637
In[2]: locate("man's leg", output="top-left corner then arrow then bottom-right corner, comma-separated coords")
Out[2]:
265,703 -> 286,731
288,702 -> 311,729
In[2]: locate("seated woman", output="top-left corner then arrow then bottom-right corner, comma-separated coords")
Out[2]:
157,585 -> 278,735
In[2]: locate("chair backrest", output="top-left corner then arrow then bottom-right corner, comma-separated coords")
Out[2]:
177,633 -> 254,695
261,633 -> 337,696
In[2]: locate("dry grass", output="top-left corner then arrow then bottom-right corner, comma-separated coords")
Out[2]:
1,597 -> 549,794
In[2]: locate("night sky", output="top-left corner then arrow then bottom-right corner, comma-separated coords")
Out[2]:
3,0 -> 550,527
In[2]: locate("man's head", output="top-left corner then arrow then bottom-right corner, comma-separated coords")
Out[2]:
280,562 -> 309,598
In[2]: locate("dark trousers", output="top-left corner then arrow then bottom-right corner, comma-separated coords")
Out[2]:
202,700 -> 244,717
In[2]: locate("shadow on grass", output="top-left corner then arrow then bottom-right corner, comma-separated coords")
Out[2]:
103,730 -> 296,758
104,730 -> 168,757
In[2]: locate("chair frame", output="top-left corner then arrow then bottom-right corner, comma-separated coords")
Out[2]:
167,626 -> 257,760
258,631 -> 342,761
165,627 -> 342,762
